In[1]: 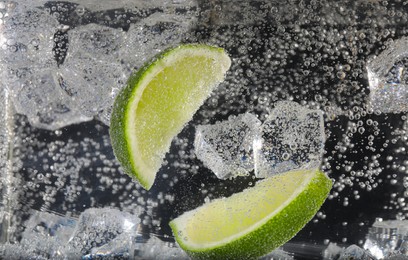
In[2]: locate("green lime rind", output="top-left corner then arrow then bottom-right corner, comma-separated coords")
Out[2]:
169,170 -> 332,260
110,44 -> 230,190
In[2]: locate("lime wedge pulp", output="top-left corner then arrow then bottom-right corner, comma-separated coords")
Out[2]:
109,44 -> 231,190
170,169 -> 332,259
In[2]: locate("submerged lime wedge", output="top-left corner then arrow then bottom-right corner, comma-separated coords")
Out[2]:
109,44 -> 231,190
170,169 -> 332,259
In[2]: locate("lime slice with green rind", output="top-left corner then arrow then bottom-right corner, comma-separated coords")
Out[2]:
110,44 -> 231,190
170,169 -> 332,259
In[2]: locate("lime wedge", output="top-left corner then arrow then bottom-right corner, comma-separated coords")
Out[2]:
110,44 -> 231,190
169,169 -> 332,259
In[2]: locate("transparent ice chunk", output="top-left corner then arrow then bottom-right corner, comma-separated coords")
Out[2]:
135,236 -> 189,260
338,245 -> 375,260
82,233 -> 135,259
0,5 -> 58,67
60,24 -> 127,119
67,208 -> 140,256
254,101 -> 325,178
195,113 -> 261,179
20,210 -> 77,257
65,23 -> 126,61
119,9 -> 196,74
367,37 -> 408,113
1,66 -> 91,130
364,219 -> 408,259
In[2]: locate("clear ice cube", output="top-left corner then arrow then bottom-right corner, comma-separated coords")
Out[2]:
60,24 -> 127,119
1,66 -> 91,130
363,219 -> 408,259
119,10 -> 195,74
67,208 -> 140,256
367,37 -> 408,113
194,113 -> 261,179
254,101 -> 325,178
20,210 -> 77,257
338,245 -> 375,260
135,236 -> 189,260
0,5 -> 58,67
0,4 -> 92,130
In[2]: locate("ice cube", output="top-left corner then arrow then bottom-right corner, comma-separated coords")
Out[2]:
1,66 -> 91,130
120,11 -> 194,73
67,208 -> 140,256
59,56 -> 126,118
0,243 -> 48,260
60,24 -> 128,119
367,37 -> 408,113
20,210 -> 77,257
194,113 -> 261,179
338,245 -> 375,260
254,101 -> 325,178
82,233 -> 135,259
0,5 -> 58,67
364,219 -> 408,259
65,23 -> 126,61
135,236 -> 189,260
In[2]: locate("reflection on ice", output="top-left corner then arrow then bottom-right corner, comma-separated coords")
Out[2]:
195,113 -> 261,179
195,102 -> 325,180
367,37 -> 408,114
254,101 -> 325,178
364,219 -> 408,259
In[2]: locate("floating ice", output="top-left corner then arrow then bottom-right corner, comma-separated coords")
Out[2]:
0,2 -> 197,130
195,113 -> 261,179
338,245 -> 375,260
2,67 -> 91,130
135,236 -> 189,259
66,208 -> 140,256
0,5 -> 57,67
364,219 -> 408,259
254,101 -> 325,178
82,233 -> 135,259
60,24 -> 127,119
120,12 -> 193,74
367,37 -> 408,113
0,4 -> 90,130
20,210 -> 77,257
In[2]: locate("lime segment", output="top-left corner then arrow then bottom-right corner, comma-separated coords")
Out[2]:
110,44 -> 231,190
170,169 -> 332,259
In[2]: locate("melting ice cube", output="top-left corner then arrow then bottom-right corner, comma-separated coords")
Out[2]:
60,24 -> 128,119
194,113 -> 261,179
367,37 -> 408,113
338,245 -> 375,260
20,210 -> 77,257
120,10 -> 196,74
67,208 -> 140,256
254,101 -> 325,178
364,219 -> 408,259
0,5 -> 58,67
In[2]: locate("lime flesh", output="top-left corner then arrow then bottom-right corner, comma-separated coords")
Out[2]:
170,169 -> 332,259
109,44 -> 231,190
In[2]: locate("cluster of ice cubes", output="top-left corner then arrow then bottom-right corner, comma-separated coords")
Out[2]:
195,101 -> 325,179
0,2 -> 195,130
0,208 -> 189,259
